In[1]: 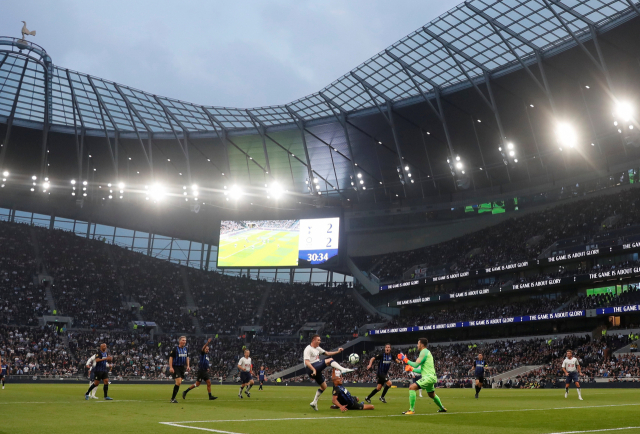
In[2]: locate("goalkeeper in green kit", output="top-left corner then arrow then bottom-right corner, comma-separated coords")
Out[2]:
399,337 -> 447,415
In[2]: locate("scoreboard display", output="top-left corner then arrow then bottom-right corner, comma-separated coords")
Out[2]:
217,217 -> 340,268
298,218 -> 339,265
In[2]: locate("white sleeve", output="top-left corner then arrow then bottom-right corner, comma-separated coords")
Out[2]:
303,347 -> 312,361
86,355 -> 95,366
561,359 -> 567,368
574,358 -> 580,366
318,347 -> 326,355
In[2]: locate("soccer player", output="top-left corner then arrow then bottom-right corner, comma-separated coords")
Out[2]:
0,356 -> 7,390
258,365 -> 266,390
407,365 -> 423,398
304,334 -> 354,411
238,349 -> 254,398
562,350 -> 583,400
331,370 -> 374,412
169,336 -> 190,403
400,338 -> 446,414
471,353 -> 488,399
85,353 -> 99,399
365,343 -> 401,403
84,343 -> 113,400
182,338 -> 218,401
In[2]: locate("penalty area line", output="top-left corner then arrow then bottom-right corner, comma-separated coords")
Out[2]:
159,422 -> 242,434
548,428 -> 640,434
163,402 -> 640,424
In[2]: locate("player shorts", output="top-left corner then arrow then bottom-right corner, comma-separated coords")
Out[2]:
240,371 -> 252,384
476,376 -> 485,384
172,365 -> 186,380
196,370 -> 210,382
416,375 -> 437,393
94,371 -> 109,381
411,374 -> 422,384
566,371 -> 579,384
376,374 -> 390,385
259,377 -> 265,383
306,360 -> 328,385
346,400 -> 365,410
89,371 -> 95,381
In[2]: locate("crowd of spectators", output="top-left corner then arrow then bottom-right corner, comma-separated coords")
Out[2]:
363,188 -> 640,282
567,286 -> 640,311
0,222 -> 48,326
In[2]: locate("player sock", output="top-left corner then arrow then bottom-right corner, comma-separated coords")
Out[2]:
409,389 -> 416,411
208,392 -> 212,398
172,385 -> 180,400
86,383 -> 97,395
103,384 -> 109,398
247,384 -> 253,392
367,388 -> 379,399
381,385 -> 390,398
312,388 -> 324,404
577,388 -> 582,398
184,386 -> 193,395
239,386 -> 244,395
329,361 -> 348,372
475,386 -> 481,394
432,394 -> 444,411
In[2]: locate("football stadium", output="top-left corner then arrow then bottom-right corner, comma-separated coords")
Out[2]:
2,1 -> 640,433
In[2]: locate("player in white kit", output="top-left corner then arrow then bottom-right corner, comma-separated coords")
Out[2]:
562,350 -> 583,400
85,354 -> 100,399
304,334 -> 354,411
238,349 -> 255,398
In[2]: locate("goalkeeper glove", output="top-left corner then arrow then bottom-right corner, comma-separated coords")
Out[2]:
404,365 -> 414,372
397,353 -> 409,363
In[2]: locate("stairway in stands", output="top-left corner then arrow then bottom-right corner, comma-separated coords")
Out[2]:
30,227 -> 56,315
253,281 -> 274,325
179,267 -> 203,336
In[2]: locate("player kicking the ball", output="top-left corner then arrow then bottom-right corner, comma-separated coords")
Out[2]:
400,338 -> 446,414
304,334 -> 354,411
562,350 -> 583,400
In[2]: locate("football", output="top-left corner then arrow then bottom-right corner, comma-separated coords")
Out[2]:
348,353 -> 360,364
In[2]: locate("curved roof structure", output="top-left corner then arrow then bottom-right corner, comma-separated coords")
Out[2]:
1,0 -> 638,138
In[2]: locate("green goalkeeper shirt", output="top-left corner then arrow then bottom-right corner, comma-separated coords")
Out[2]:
408,349 -> 437,380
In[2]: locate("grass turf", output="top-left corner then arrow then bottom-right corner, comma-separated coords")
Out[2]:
1,384 -> 639,434
218,229 -> 299,267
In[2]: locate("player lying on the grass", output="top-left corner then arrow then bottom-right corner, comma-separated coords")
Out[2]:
238,349 -> 254,398
562,350 -> 583,400
85,343 -> 113,400
169,336 -> 190,403
400,337 -> 446,414
365,343 -> 401,404
330,370 -> 374,412
183,338 -> 218,401
304,334 -> 354,411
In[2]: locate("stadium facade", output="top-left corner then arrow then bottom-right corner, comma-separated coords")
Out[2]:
1,0 -> 640,283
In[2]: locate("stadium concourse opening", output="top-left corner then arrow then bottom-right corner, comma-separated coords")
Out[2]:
2,0 -> 640,433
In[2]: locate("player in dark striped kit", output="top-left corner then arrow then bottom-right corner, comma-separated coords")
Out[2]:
84,343 -> 113,400
182,338 -> 217,401
258,365 -> 266,390
365,344 -> 401,404
169,336 -> 190,403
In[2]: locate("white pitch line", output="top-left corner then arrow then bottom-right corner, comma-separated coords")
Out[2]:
164,402 -> 640,424
160,422 -> 242,434
547,428 -> 640,434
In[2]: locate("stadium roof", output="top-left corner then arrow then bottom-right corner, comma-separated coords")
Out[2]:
1,0 -> 639,137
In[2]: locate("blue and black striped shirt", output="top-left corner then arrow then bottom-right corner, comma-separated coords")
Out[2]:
198,351 -> 210,371
95,351 -> 109,372
171,346 -> 189,366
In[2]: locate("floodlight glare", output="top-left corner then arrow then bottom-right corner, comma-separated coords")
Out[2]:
507,143 -> 514,150
514,159 -> 518,163
357,173 -> 362,178
2,171 -> 8,177
71,179 -> 76,185
149,184 -> 165,201
31,175 -> 37,180
509,151 -> 515,157
614,102 -> 634,122
556,122 -> 578,148
268,182 -> 284,199
455,162 -> 463,170
118,182 -> 125,189
404,166 -> 409,171
455,155 -> 461,161
229,185 -> 242,198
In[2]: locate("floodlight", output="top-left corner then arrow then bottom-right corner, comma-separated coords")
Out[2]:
455,162 -> 463,170
455,155 -> 460,161
83,180 -> 88,186
268,182 -> 284,199
2,171 -> 8,177
556,122 -> 578,148
507,143 -> 514,150
229,185 -> 242,197
404,166 -> 409,171
357,173 -> 362,179
509,151 -> 515,157
118,182 -> 125,189
31,175 -> 37,180
614,102 -> 634,122
71,180 -> 76,185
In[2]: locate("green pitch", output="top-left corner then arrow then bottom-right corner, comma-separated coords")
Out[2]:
218,229 -> 299,267
2,384 -> 639,434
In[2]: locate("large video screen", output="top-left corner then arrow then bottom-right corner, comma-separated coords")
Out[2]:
217,218 -> 340,268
